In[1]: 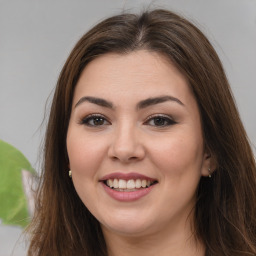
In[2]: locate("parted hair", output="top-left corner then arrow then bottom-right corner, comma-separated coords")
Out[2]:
27,9 -> 256,256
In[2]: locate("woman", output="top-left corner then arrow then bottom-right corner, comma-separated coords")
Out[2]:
27,9 -> 256,256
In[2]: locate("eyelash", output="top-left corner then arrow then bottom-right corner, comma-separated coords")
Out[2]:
144,114 -> 177,127
80,114 -> 111,127
80,114 -> 176,127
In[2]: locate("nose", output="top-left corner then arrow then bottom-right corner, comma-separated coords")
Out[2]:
108,123 -> 145,163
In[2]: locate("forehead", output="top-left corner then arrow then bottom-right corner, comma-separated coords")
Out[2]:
73,50 -> 195,107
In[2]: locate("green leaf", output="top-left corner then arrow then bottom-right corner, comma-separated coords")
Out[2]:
0,140 -> 35,227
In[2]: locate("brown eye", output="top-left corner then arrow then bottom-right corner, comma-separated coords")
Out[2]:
81,115 -> 110,127
145,115 -> 176,127
91,117 -> 105,126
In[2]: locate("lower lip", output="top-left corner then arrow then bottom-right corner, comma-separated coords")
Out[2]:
101,182 -> 155,202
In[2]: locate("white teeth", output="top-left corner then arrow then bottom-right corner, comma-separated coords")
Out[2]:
119,179 -> 126,189
135,179 -> 141,188
141,180 -> 147,188
113,179 -> 119,188
127,179 -> 135,189
107,179 -> 113,188
105,178 -> 155,190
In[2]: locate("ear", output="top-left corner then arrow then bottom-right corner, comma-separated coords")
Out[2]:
201,149 -> 217,177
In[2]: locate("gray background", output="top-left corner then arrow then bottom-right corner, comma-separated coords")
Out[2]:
0,0 -> 255,255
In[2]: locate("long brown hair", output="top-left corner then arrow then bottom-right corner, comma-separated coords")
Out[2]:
27,9 -> 256,256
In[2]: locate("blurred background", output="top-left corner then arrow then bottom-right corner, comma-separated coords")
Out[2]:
0,0 -> 255,255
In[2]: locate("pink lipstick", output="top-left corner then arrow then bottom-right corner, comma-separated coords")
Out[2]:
100,172 -> 155,181
100,172 -> 158,202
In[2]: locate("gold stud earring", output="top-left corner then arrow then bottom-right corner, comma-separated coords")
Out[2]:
208,168 -> 212,178
69,170 -> 72,178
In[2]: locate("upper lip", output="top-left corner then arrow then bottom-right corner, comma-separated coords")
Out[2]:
100,172 -> 157,181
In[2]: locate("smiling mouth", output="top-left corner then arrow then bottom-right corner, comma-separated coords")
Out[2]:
103,178 -> 158,192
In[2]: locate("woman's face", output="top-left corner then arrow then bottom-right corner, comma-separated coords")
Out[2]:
67,51 -> 210,238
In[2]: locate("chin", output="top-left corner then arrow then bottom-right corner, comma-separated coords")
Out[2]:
99,210 -> 157,237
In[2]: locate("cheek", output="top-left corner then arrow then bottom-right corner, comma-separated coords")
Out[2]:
66,130 -> 105,207
66,129 -> 106,179
150,131 -> 204,177
149,133 -> 204,216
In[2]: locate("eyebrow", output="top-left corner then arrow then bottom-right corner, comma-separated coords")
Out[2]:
136,96 -> 184,109
75,96 -> 113,108
74,95 -> 184,109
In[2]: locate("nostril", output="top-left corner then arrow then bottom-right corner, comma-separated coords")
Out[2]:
107,133 -> 146,162
109,154 -> 141,163
128,156 -> 139,161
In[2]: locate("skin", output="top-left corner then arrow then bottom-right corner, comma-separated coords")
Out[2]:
66,50 -> 212,256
